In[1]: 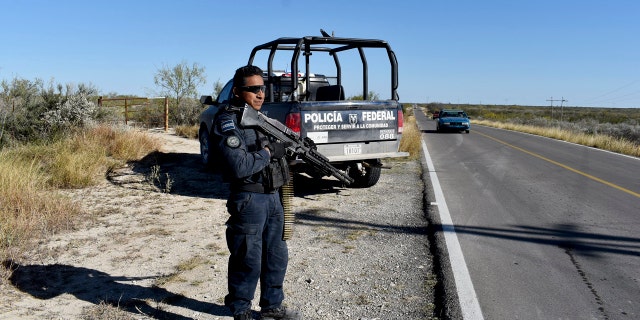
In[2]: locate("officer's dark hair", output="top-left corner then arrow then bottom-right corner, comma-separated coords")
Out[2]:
233,65 -> 263,87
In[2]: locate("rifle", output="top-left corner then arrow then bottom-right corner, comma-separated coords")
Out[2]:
239,104 -> 354,185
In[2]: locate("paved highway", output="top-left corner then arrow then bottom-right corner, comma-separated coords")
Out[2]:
415,108 -> 640,319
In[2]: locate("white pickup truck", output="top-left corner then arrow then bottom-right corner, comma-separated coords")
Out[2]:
199,35 -> 408,187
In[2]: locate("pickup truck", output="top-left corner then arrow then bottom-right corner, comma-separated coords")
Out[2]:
199,35 -> 408,187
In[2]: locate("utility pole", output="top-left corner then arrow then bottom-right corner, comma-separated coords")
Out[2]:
546,96 -> 564,120
559,97 -> 567,122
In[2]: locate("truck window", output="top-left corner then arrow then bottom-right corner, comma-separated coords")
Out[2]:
216,80 -> 234,104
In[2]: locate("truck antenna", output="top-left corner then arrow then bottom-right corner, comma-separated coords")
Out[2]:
320,29 -> 333,37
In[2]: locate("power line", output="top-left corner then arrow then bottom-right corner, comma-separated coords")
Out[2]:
583,80 -> 639,104
580,80 -> 640,107
547,96 -> 567,120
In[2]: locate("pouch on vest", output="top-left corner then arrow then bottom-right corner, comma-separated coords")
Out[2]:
262,157 -> 290,191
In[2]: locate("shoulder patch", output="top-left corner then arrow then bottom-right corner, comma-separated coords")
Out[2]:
221,119 -> 235,132
226,135 -> 241,148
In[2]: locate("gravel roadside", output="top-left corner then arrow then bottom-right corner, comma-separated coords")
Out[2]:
285,160 -> 436,319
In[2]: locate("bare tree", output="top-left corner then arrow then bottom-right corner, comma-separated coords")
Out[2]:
154,61 -> 206,121
212,79 -> 224,100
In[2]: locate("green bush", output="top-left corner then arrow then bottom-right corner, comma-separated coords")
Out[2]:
0,78 -> 104,148
168,97 -> 201,126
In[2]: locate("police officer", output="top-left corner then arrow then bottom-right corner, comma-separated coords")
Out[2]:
213,65 -> 301,320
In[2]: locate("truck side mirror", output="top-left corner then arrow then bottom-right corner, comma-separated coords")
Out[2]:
200,95 -> 215,105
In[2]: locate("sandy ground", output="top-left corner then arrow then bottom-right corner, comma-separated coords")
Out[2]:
0,129 -> 433,320
1,129 -> 236,319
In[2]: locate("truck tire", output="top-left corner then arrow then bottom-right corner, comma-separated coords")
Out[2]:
348,160 -> 382,188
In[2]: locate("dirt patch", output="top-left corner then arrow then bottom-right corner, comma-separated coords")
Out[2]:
1,130 -> 234,319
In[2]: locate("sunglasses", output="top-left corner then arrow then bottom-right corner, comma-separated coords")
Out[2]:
239,85 -> 266,94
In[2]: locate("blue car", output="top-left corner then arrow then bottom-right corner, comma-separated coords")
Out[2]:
436,109 -> 470,133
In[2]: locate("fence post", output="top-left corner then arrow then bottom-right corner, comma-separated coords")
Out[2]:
164,97 -> 169,132
125,99 -> 129,125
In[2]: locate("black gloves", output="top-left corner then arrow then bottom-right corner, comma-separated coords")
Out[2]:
268,141 -> 290,159
258,135 -> 291,159
259,136 -> 270,149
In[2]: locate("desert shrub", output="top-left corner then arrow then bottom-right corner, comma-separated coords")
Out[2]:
134,103 -> 165,128
0,100 -> 9,147
0,78 -> 101,148
0,78 -> 45,146
42,84 -> 98,133
169,97 -> 201,126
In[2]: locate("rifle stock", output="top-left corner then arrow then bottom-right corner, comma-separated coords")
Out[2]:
240,104 -> 354,185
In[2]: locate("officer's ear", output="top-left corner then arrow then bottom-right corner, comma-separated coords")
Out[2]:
232,87 -> 240,97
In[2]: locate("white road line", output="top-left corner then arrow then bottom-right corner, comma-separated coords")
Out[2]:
421,138 -> 484,320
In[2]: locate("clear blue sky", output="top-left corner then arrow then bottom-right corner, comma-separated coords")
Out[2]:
1,0 -> 639,108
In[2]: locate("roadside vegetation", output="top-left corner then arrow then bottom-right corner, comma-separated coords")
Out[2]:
174,124 -> 199,139
0,77 -> 161,268
423,103 -> 640,157
399,105 -> 421,160
0,125 -> 160,264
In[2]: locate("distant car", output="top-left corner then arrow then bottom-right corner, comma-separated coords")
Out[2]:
436,109 -> 470,133
432,110 -> 440,119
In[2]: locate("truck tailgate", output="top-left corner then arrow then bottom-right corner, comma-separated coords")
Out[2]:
300,101 -> 401,144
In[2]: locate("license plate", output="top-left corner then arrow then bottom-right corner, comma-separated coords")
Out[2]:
344,144 -> 362,155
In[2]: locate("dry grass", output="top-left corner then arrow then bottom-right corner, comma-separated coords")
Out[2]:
399,115 -> 421,160
174,124 -> 199,139
154,255 -> 210,288
154,272 -> 186,287
0,125 -> 161,265
80,301 -> 137,320
474,119 -> 640,157
0,152 -> 80,259
176,255 -> 209,272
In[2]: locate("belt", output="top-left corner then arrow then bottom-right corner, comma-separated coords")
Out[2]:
230,183 -> 277,194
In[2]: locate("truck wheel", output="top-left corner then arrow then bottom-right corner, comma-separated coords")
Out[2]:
348,160 -> 382,188
199,127 -> 211,166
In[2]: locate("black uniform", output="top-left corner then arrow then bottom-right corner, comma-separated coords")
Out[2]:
213,105 -> 290,316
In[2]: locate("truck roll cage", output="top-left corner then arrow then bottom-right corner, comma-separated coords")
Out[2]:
247,36 -> 399,102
